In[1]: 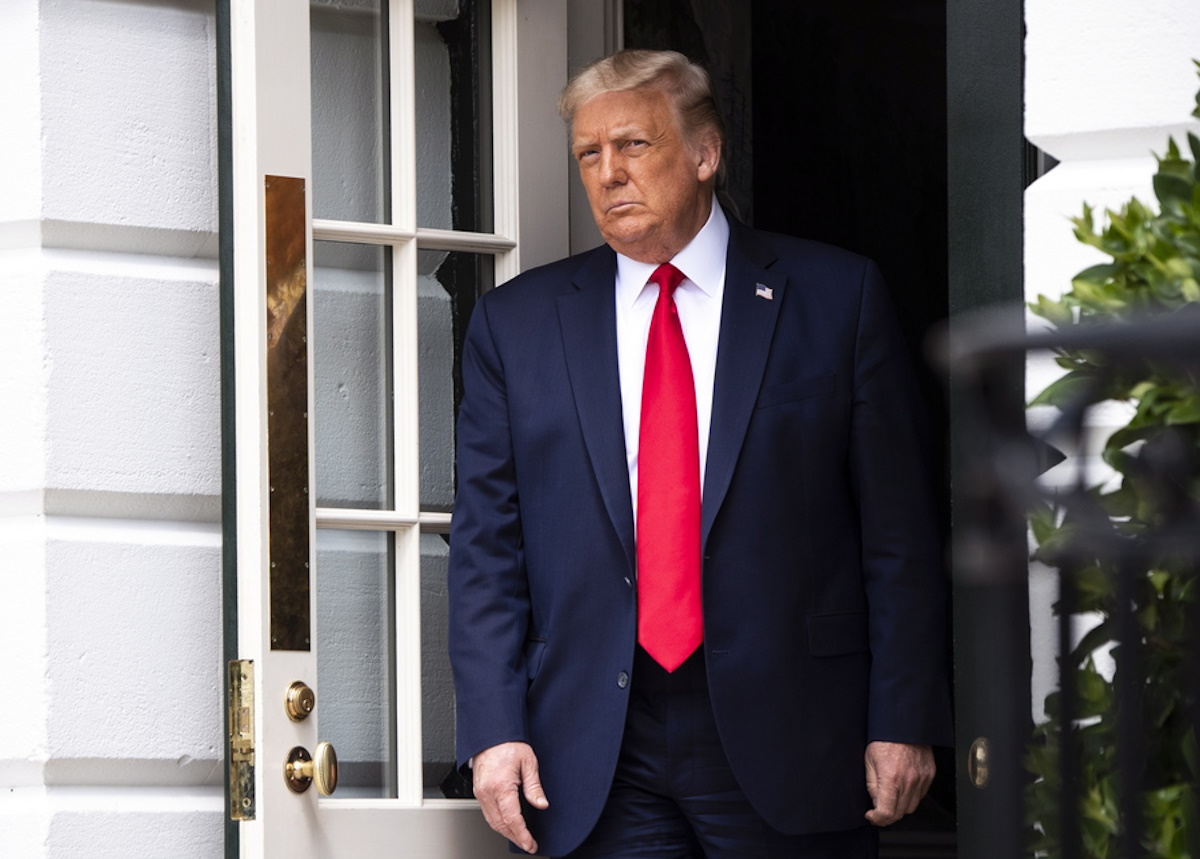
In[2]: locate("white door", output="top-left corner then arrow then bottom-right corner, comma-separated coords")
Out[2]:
226,1 -> 567,855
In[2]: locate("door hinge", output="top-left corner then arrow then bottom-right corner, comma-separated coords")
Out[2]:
228,659 -> 256,820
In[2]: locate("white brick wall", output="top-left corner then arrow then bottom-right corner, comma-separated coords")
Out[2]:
39,0 -> 218,256
0,1 -> 223,855
0,251 -> 48,500
0,0 -> 42,237
42,525 -> 223,785
41,256 -> 221,511
0,517 -> 49,784
1026,0 -> 1200,154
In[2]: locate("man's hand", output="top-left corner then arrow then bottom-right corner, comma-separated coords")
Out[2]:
472,741 -> 550,854
864,741 -> 935,827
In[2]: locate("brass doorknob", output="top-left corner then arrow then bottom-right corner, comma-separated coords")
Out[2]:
284,742 -> 338,795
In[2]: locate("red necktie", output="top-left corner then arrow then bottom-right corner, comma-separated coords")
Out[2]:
637,263 -> 703,672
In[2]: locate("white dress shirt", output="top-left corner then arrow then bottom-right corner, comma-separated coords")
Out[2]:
616,201 -> 729,521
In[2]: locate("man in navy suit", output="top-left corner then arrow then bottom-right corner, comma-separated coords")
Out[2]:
448,49 -> 953,858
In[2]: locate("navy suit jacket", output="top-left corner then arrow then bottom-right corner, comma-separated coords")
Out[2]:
448,217 -> 954,856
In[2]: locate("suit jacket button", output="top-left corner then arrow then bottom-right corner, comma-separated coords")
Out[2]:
617,671 -> 629,689
624,577 -> 632,588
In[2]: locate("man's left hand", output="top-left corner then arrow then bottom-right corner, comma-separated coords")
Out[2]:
864,741 -> 935,827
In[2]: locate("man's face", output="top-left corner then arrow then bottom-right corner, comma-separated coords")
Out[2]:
571,88 -> 719,264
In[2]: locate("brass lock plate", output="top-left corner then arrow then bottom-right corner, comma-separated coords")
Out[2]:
967,736 -> 990,788
227,660 -> 256,820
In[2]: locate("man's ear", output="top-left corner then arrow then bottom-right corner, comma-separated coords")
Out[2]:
695,133 -> 722,184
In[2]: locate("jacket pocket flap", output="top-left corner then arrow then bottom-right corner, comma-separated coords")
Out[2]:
756,373 -> 836,409
808,611 -> 868,657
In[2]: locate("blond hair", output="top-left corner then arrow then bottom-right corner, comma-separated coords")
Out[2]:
558,50 -> 726,185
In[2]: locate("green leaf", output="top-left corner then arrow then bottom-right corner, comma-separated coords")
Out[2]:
1157,173 -> 1197,216
1165,256 -> 1196,281
1029,293 -> 1076,328
1097,483 -> 1137,517
1030,371 -> 1100,408
1072,262 -> 1120,290
1073,203 -> 1099,238
1157,138 -> 1192,178
1071,619 -> 1116,665
1072,273 -> 1130,312
1074,564 -> 1116,604
1102,445 -> 1137,476
1029,500 -> 1062,546
1165,395 -> 1200,425
1194,61 -> 1200,119
1031,523 -> 1081,565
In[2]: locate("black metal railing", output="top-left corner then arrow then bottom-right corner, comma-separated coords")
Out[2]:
947,308 -> 1200,859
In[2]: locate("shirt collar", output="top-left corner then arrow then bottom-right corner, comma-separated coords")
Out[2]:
615,199 -> 729,308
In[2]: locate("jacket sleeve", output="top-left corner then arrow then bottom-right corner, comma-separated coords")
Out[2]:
850,261 -> 955,748
447,296 -> 532,766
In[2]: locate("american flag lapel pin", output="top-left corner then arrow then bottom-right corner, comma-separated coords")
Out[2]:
755,282 -> 773,300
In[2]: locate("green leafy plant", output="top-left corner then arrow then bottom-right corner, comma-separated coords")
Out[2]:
1025,63 -> 1200,859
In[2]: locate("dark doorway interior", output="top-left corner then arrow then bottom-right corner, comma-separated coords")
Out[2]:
625,1 -> 957,855
749,1 -> 949,423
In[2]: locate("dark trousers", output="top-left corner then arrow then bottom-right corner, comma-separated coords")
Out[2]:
562,647 -> 877,859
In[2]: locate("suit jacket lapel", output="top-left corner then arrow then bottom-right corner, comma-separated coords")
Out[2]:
557,248 -> 636,572
702,222 -> 786,545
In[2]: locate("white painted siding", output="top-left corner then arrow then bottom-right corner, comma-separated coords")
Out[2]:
0,1 -> 223,854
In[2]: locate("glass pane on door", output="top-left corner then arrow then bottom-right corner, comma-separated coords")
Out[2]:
417,249 -> 494,512
420,530 -> 458,796
313,240 -> 393,510
414,0 -> 494,233
316,528 -> 397,799
311,0 -> 390,223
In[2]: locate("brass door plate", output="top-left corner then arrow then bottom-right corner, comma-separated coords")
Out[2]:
265,174 -> 312,652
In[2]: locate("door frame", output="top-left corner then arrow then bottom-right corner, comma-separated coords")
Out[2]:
216,0 -> 1036,853
946,0 -> 1030,856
